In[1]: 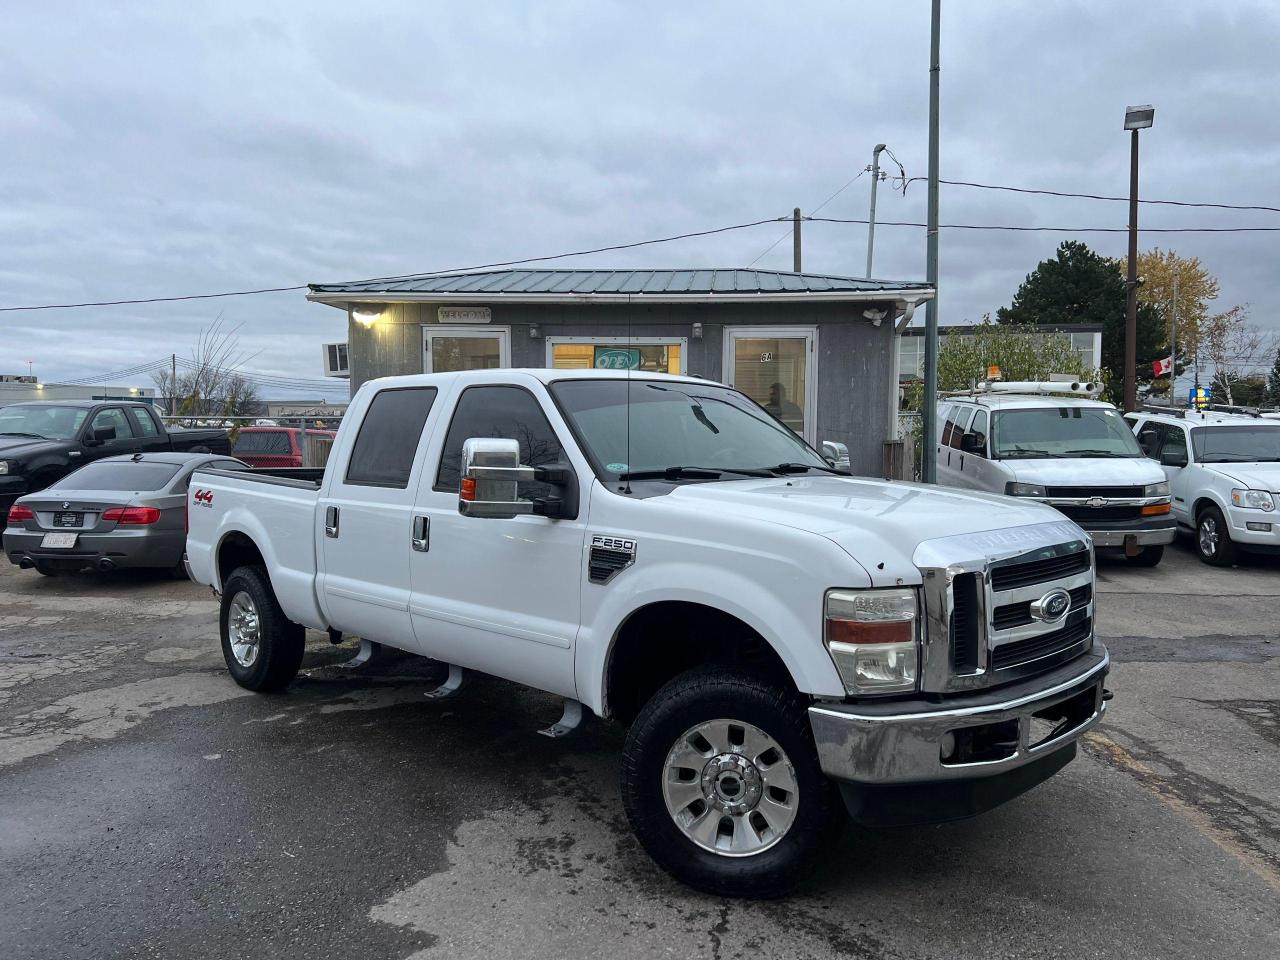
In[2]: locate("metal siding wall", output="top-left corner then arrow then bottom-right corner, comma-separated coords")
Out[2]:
342,299 -> 895,476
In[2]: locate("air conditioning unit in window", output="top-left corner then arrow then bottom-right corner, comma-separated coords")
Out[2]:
322,342 -> 350,379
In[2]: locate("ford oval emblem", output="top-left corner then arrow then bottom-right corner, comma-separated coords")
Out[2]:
1030,588 -> 1072,623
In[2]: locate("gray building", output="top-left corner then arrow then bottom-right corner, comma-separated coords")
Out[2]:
307,268 -> 933,476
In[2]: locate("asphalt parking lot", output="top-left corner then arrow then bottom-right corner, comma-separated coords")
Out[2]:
1,538 -> 1278,960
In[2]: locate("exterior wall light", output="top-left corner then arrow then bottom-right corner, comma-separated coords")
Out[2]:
529,323 -> 542,339
352,306 -> 381,327
692,322 -> 703,340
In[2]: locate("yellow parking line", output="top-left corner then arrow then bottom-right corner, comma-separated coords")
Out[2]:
1085,731 -> 1280,898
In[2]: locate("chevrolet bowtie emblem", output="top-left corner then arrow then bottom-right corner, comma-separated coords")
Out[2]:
1085,497 -> 1108,508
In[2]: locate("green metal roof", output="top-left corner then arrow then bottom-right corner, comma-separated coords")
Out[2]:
308,268 -> 931,298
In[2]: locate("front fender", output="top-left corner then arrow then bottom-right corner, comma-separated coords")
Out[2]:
575,561 -> 848,716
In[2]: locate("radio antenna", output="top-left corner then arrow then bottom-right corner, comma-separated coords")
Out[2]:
623,293 -> 633,493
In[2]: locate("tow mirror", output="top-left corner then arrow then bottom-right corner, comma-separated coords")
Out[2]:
86,426 -> 116,446
1160,449 -> 1188,468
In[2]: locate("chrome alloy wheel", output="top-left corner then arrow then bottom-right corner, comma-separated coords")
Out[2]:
227,591 -> 261,668
662,719 -> 798,857
1198,514 -> 1219,557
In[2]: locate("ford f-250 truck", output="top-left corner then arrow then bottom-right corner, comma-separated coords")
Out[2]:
186,369 -> 1110,897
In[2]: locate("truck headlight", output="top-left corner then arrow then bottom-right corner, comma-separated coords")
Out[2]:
1005,482 -> 1046,497
824,588 -> 919,695
1144,481 -> 1170,498
0,460 -> 9,475
1231,488 -> 1276,512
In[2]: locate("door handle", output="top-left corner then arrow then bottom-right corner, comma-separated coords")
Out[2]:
411,515 -> 430,552
325,505 -> 340,538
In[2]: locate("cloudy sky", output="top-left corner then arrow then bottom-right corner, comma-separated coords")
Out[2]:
2,1 -> 1277,397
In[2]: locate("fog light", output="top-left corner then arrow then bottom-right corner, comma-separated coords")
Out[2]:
940,731 -> 957,761
1246,521 -> 1272,532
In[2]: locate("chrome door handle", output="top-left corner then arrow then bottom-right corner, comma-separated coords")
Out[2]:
325,505 -> 340,538
411,515 -> 430,552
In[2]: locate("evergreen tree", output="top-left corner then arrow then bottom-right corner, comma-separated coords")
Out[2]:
1268,352 -> 1280,406
997,241 -> 1164,401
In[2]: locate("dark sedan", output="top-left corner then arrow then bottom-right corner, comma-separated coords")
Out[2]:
3,452 -> 246,576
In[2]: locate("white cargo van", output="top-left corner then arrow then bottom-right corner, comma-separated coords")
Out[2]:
936,382 -> 1174,566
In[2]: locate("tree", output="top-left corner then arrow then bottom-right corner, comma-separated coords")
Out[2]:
1131,248 -> 1219,368
1269,352 -> 1280,406
153,319 -> 263,425
1210,371 -> 1268,408
1198,306 -> 1279,406
997,240 -> 1163,402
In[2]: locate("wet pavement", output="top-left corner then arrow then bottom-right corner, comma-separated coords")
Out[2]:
1,538 -> 1277,959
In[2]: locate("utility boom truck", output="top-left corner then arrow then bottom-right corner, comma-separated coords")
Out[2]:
185,369 -> 1110,896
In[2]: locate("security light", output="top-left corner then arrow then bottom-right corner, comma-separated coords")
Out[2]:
352,306 -> 381,327
1124,105 -> 1155,130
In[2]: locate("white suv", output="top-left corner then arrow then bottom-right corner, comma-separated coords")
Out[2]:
1125,409 -> 1280,565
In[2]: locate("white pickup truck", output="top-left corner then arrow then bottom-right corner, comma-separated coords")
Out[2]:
186,368 -> 1110,896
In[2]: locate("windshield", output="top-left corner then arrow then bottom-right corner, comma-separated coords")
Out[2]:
1191,426 -> 1280,463
991,407 -> 1143,459
0,404 -> 89,440
233,430 -> 293,454
550,379 -> 831,481
48,461 -> 182,491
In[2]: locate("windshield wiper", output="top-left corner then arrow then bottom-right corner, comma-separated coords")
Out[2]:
618,465 -> 772,481
768,462 -> 850,475
1071,450 -> 1132,458
0,431 -> 48,439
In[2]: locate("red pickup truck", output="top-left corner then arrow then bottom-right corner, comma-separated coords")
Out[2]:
231,427 -> 335,468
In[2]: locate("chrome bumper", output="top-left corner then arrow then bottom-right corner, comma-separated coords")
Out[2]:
1089,526 -> 1176,547
809,645 -> 1109,785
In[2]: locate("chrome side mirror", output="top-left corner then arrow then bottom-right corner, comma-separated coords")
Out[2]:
459,438 -> 534,518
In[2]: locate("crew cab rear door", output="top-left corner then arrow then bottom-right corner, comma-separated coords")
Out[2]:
406,380 -> 587,699
317,385 -> 441,652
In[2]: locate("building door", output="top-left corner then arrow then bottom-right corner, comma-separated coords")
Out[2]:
722,327 -> 817,443
423,325 -> 510,373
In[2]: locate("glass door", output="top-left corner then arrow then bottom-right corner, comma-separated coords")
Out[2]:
424,325 -> 510,373
723,327 -> 817,442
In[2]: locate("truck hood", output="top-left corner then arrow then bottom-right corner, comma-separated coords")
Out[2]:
1004,456 -> 1163,486
0,436 -> 55,459
1206,462 -> 1280,493
664,475 -> 1076,585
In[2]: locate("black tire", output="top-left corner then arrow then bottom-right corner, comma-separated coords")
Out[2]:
32,561 -> 60,577
219,565 -> 305,691
1125,545 -> 1164,567
1196,505 -> 1238,566
620,666 -> 839,898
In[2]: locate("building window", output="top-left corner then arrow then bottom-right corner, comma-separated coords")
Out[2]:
547,337 -> 684,374
898,337 -> 925,379
1070,332 -> 1098,370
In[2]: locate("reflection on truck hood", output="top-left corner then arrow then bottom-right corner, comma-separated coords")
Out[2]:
0,436 -> 56,458
1207,462 -> 1280,493
664,475 -> 1072,584
1004,456 -> 1162,486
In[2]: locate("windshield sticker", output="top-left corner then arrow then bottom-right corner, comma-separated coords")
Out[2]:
606,462 -> 628,472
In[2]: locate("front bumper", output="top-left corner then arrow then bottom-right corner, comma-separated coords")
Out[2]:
1226,507 -> 1280,550
4,527 -> 184,570
0,477 -> 28,515
1088,522 -> 1176,548
808,643 -> 1109,787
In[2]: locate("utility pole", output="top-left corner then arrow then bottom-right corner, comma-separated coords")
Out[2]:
792,208 -> 802,272
1122,105 -> 1154,412
865,144 -> 886,279
171,353 -> 177,410
1169,265 -> 1179,398
921,0 -> 941,483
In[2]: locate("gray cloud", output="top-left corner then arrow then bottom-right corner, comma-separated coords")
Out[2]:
1,0 -> 1277,395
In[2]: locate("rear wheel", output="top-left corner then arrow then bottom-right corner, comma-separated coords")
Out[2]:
219,565 -> 305,691
1196,505 -> 1239,566
1125,545 -> 1164,567
620,666 -> 839,898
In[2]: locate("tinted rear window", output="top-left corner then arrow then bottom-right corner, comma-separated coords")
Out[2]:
233,431 -> 293,454
50,461 -> 182,491
345,387 -> 438,487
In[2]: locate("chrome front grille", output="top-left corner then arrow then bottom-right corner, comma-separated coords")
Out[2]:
915,521 -> 1095,694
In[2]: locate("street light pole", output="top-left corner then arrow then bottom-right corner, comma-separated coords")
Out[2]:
1123,104 -> 1154,413
865,143 -> 886,279
921,0 -> 941,483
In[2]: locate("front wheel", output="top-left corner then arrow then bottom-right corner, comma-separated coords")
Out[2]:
620,666 -> 839,898
219,566 -> 305,691
1196,505 -> 1239,566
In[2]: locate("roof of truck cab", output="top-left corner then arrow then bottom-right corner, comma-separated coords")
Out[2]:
943,394 -> 1117,412
1135,410 -> 1280,429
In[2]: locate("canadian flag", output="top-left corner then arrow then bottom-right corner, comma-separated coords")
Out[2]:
1152,356 -> 1173,378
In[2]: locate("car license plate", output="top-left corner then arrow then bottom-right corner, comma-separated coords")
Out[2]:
53,512 -> 83,528
40,533 -> 78,549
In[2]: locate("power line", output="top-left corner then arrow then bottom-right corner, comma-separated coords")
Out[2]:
748,171 -> 868,267
903,177 -> 1280,214
804,216 -> 1280,233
